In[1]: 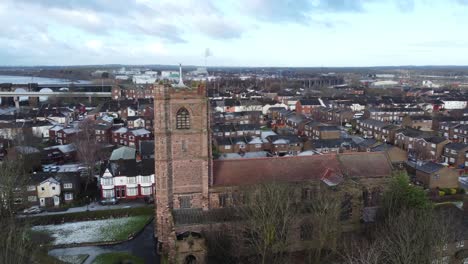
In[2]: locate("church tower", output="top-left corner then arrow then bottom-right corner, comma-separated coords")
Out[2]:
153,66 -> 211,258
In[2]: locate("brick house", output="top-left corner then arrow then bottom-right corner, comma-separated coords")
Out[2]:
112,127 -> 152,148
49,126 -> 80,145
42,144 -> 77,164
95,123 -> 113,143
368,107 -> 425,122
214,136 -> 265,154
212,124 -> 261,138
407,161 -> 459,189
394,128 -> 435,151
442,143 -> 468,168
412,136 -> 450,162
296,99 -> 323,116
307,124 -> 341,140
265,135 -> 303,155
401,115 -> 434,131
285,114 -> 310,135
356,119 -> 399,142
25,172 -> 81,207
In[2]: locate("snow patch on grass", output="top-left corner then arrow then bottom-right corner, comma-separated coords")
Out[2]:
32,215 -> 150,245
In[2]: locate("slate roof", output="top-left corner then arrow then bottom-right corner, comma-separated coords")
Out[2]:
407,161 -> 444,174
266,135 -> 301,144
139,140 -> 154,157
445,142 -> 468,151
299,98 -> 321,106
312,139 -> 357,149
423,136 -> 448,144
110,146 -> 136,161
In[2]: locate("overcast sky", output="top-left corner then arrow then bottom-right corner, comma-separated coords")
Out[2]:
1,0 -> 468,67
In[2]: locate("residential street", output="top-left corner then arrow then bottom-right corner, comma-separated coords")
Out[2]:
20,201 -> 149,217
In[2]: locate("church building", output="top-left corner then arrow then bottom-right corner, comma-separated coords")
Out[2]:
153,69 -> 394,263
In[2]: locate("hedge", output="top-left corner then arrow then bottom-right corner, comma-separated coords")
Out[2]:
24,206 -> 154,226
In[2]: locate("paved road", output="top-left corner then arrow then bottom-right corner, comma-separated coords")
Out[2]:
49,219 -> 159,264
21,201 -> 148,217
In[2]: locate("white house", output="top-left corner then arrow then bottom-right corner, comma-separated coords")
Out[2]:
100,159 -> 155,200
37,177 -> 61,207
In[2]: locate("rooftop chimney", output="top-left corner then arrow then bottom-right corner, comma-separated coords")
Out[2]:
178,63 -> 185,87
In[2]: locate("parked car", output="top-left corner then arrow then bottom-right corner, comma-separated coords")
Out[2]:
100,197 -> 118,205
144,196 -> 154,204
23,206 -> 43,215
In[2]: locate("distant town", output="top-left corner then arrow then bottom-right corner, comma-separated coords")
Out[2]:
1,64 -> 468,264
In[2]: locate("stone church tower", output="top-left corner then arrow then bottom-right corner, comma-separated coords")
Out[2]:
153,72 -> 211,260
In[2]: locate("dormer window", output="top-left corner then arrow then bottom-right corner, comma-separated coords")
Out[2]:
176,108 -> 190,129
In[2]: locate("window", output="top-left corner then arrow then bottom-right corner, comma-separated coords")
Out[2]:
52,186 -> 56,190
300,222 -> 313,240
141,186 -> 152,195
103,189 -> 114,198
64,183 -> 73,189
255,144 -> 262,148
27,185 -> 36,191
340,194 -> 353,221
140,176 -> 151,183
182,140 -> 187,152
302,188 -> 313,201
176,108 -> 190,129
101,178 -> 113,186
433,174 -> 440,180
219,193 -> 228,207
457,241 -> 465,248
127,187 -> 137,196
64,193 -> 73,201
28,196 -> 37,202
128,177 -> 137,184
179,196 -> 191,209
41,187 -> 45,191
225,145 -> 231,150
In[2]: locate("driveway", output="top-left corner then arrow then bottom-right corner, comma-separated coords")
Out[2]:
49,219 -> 159,264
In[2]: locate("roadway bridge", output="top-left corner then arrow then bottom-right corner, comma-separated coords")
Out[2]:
0,91 -> 111,97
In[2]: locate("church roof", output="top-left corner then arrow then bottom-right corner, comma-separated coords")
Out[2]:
212,152 -> 392,187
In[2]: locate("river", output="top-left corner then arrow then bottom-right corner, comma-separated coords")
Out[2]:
0,75 -> 91,84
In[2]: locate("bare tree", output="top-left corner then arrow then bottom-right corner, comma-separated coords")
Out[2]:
341,239 -> 383,264
238,182 -> 297,264
73,118 -> 100,192
303,186 -> 342,264
0,160 -> 33,263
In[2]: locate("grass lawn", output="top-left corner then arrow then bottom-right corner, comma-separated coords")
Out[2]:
55,254 -> 89,264
92,252 -> 144,264
32,215 -> 151,246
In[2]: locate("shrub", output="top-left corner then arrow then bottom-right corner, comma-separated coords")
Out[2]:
438,191 -> 445,197
450,188 -> 457,195
458,188 -> 466,194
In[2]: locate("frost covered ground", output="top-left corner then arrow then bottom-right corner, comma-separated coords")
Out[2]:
32,215 -> 150,245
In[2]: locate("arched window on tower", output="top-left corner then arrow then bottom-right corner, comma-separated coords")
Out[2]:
176,108 -> 190,129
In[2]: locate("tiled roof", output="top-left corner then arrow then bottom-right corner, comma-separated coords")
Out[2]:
338,152 -> 392,178
213,154 -> 341,186
212,152 -> 392,187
